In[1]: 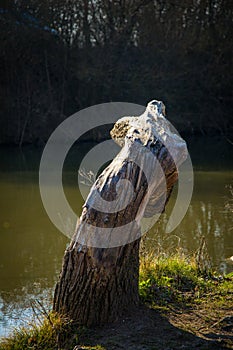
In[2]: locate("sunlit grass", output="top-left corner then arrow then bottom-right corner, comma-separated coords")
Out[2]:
139,251 -> 233,309
0,311 -> 106,350
0,312 -> 73,350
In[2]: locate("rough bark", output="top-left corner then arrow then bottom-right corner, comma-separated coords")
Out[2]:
53,100 -> 187,326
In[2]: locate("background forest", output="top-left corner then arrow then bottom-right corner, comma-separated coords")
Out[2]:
0,0 -> 232,145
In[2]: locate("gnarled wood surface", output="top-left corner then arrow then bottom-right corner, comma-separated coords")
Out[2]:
53,100 -> 187,326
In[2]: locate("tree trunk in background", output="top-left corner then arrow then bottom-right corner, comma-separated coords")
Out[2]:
53,100 -> 187,325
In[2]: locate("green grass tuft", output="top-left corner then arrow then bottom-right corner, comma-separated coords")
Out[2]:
0,312 -> 73,350
139,253 -> 233,308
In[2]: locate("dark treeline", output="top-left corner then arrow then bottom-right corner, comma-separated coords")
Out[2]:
0,0 -> 232,145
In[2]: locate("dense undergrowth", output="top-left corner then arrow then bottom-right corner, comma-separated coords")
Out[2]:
0,252 -> 232,350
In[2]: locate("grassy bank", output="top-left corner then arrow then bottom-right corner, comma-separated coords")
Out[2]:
1,253 -> 232,350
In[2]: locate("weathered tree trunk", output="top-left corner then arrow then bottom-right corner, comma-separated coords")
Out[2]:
53,100 -> 187,325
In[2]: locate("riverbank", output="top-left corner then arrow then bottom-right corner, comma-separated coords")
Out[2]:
0,252 -> 232,350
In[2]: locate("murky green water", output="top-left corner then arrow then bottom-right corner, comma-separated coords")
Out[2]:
0,140 -> 232,336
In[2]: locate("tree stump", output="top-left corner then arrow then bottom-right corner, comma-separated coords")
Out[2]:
53,100 -> 187,325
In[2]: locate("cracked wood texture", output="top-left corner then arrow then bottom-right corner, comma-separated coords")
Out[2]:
53,100 -> 187,326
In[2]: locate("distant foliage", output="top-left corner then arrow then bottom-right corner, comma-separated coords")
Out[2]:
0,0 -> 232,145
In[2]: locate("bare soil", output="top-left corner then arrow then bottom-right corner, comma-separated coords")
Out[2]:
75,304 -> 233,350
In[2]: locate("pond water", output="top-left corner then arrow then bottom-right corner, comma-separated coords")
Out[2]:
0,138 -> 232,337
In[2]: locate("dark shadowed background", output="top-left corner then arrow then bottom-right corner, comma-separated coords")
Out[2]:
0,0 -> 232,145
